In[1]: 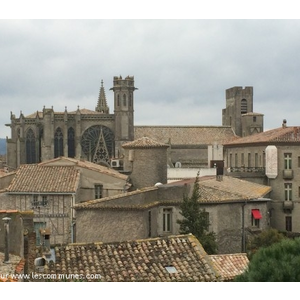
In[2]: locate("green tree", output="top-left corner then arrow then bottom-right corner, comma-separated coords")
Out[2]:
177,172 -> 218,254
247,228 -> 286,259
235,237 -> 300,282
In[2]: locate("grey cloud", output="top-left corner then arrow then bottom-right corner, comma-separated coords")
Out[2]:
1,19 -> 300,137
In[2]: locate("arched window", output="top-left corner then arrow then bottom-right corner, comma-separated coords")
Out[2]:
26,128 -> 37,164
123,94 -> 126,106
68,127 -> 75,158
129,94 -> 132,107
117,94 -> 120,106
241,99 -> 248,114
54,127 -> 64,158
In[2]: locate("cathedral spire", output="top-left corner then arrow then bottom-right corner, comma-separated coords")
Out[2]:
96,79 -> 109,113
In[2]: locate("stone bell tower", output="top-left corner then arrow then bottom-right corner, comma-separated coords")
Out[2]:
110,75 -> 138,158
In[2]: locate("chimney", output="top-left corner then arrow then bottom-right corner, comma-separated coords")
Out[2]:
282,119 -> 287,128
2,217 -> 11,263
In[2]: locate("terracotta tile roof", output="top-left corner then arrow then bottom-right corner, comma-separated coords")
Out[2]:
7,164 -> 80,193
122,137 -> 169,148
135,126 -> 238,145
209,253 -> 249,281
0,253 -> 25,282
39,157 -> 128,180
74,176 -> 271,211
224,126 -> 300,146
198,176 -> 271,202
40,234 -> 221,282
74,186 -> 158,210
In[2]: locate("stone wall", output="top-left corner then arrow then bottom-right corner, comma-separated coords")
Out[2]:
76,209 -> 148,243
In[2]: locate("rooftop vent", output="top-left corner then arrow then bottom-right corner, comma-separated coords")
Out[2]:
282,119 -> 287,128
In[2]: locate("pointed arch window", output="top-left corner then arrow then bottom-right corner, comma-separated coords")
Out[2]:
68,127 -> 75,158
54,127 -> 64,158
129,94 -> 132,107
26,128 -> 37,164
123,94 -> 127,106
241,99 -> 248,114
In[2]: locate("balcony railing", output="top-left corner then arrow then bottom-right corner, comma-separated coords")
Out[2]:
283,200 -> 294,210
228,167 -> 265,174
283,169 -> 293,180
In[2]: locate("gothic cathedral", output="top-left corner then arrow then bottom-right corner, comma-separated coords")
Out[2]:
6,75 -> 137,170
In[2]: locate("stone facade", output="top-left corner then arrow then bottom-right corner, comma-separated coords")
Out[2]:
222,86 -> 263,137
0,157 -> 129,245
75,176 -> 271,254
5,76 -> 137,171
6,81 -> 262,173
224,124 -> 300,235
122,137 -> 169,189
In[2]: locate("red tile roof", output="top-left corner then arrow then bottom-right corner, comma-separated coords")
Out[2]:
135,126 -> 238,145
7,165 -> 80,193
122,136 -> 169,148
39,157 -> 128,180
39,234 -> 221,282
224,126 -> 300,146
209,253 -> 249,281
74,175 -> 271,210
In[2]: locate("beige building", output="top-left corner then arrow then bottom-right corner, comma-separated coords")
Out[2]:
0,157 -> 129,244
223,122 -> 300,235
74,175 -> 271,254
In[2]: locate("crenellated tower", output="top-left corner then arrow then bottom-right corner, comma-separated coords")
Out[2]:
110,75 -> 137,158
222,86 -> 263,137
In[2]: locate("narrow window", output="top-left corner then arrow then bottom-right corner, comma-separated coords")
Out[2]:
229,153 -> 232,168
253,116 -> 257,122
117,94 -> 120,106
284,153 -> 292,169
123,94 -> 127,106
284,183 -> 292,201
255,153 -> 258,168
251,209 -> 262,227
68,127 -> 75,158
54,127 -> 64,158
26,128 -> 37,164
241,99 -> 248,114
248,153 -> 251,168
163,208 -> 172,232
95,184 -> 103,199
32,195 -> 39,207
129,94 -> 132,107
286,216 -> 292,232
41,195 -> 48,206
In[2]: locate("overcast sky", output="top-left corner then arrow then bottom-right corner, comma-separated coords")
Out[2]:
1,16 -> 300,138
